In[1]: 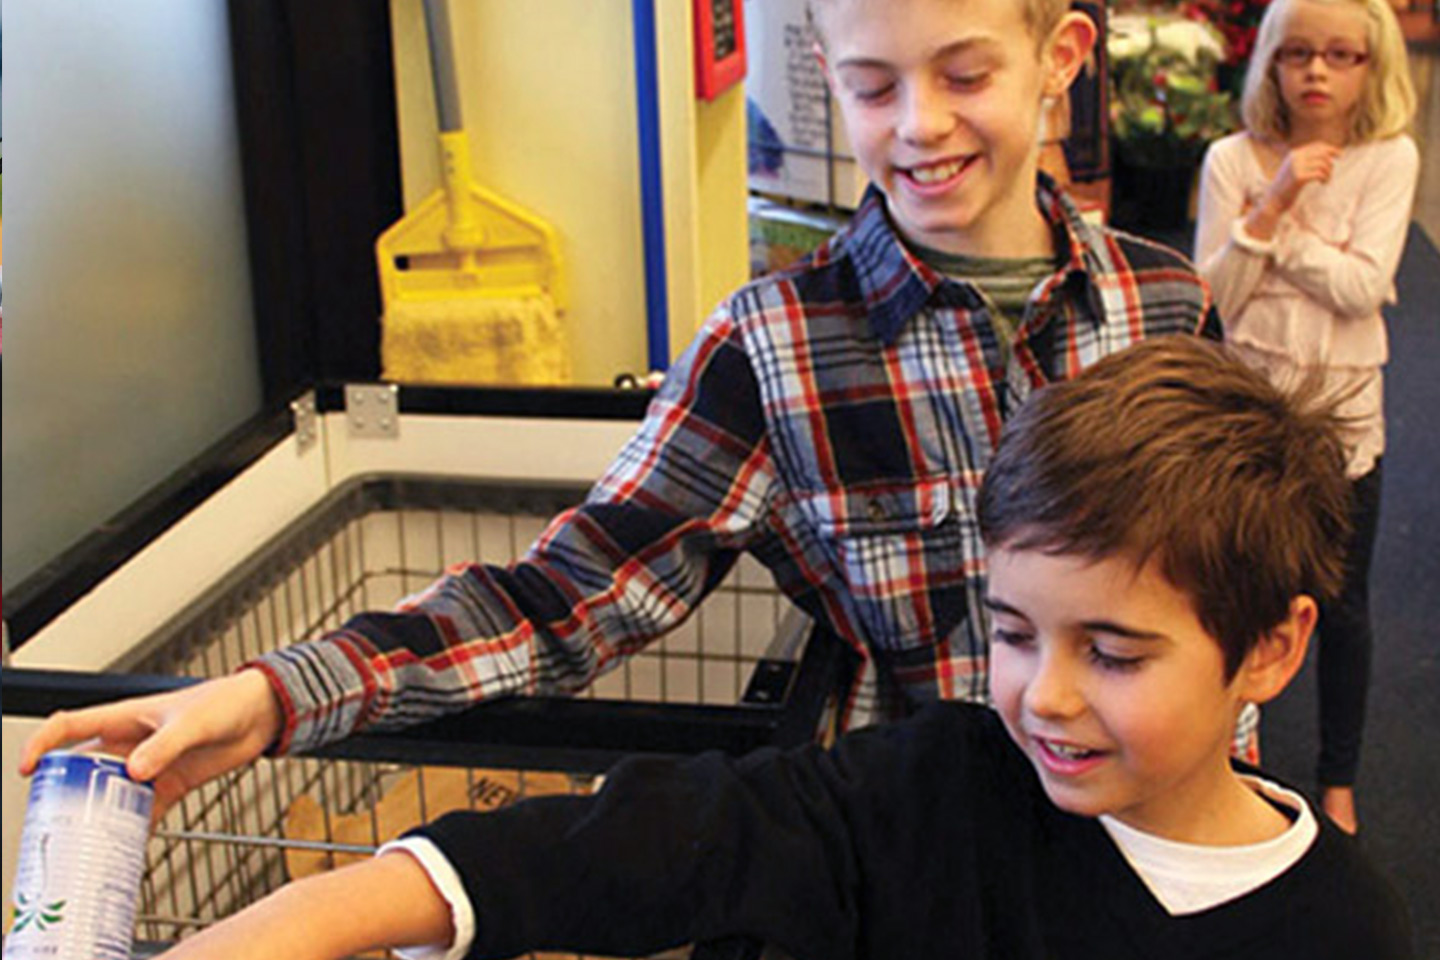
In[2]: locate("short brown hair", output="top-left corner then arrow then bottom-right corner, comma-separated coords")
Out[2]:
978,337 -> 1350,678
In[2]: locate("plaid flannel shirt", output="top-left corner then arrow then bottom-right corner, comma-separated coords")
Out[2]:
256,178 -> 1216,752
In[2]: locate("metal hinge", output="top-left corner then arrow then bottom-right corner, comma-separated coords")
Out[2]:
290,391 -> 319,455
346,384 -> 400,439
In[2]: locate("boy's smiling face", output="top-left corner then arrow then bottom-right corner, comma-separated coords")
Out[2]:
813,0 -> 1091,257
985,545 -> 1309,843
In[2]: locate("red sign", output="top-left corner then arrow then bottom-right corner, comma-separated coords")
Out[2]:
694,0 -> 746,101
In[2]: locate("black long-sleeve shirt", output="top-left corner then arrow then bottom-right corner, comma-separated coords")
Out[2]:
415,703 -> 1412,960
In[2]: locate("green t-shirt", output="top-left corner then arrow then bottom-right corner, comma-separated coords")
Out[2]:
910,242 -> 1058,363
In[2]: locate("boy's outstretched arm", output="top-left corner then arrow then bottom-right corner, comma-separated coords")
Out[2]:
154,852 -> 454,960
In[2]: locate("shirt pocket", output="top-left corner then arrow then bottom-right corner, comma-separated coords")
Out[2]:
801,477 -> 967,650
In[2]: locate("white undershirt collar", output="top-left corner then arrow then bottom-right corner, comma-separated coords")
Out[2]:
1099,776 -> 1319,916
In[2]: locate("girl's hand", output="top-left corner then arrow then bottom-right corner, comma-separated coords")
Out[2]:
17,670 -> 284,821
1266,142 -> 1343,213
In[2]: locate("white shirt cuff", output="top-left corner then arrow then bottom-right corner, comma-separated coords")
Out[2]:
1230,217 -> 1276,257
377,837 -> 477,960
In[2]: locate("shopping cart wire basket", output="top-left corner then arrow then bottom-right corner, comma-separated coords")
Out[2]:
3,475 -> 851,960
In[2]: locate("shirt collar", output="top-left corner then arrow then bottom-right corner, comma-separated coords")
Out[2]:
843,174 -> 1105,345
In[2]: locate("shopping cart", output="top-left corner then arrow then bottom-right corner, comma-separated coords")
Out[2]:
3,475 -> 848,960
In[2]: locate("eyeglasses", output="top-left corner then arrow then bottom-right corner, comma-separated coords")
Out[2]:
1274,44 -> 1370,69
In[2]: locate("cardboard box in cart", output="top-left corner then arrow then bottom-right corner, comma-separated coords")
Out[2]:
744,0 -> 869,209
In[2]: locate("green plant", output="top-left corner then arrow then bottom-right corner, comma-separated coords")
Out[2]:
1108,12 -> 1237,167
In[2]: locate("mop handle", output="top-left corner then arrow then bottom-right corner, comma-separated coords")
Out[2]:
421,0 -> 484,248
422,0 -> 464,133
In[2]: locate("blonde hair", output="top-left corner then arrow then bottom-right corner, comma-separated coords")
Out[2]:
1241,0 -> 1416,143
808,0 -> 1072,50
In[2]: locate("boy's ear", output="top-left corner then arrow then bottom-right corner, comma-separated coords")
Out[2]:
1235,596 -> 1318,706
812,42 -> 840,97
1042,11 -> 1098,98
813,42 -> 833,89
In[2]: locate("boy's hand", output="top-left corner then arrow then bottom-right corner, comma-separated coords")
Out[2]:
1266,142 -> 1342,213
150,853 -> 455,960
17,669 -> 283,820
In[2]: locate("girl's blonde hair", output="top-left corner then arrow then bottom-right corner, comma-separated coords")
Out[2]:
1241,0 -> 1416,143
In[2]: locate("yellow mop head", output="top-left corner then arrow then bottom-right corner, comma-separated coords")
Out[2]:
378,84 -> 570,386
382,292 -> 570,385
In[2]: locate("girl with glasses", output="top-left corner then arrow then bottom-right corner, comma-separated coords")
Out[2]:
1193,0 -> 1418,837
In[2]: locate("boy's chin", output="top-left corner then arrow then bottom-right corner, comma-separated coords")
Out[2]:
885,204 -> 983,254
1042,788 -> 1107,819
1030,765 -> 1115,820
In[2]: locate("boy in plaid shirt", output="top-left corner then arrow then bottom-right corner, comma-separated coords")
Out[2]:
22,0 -> 1217,811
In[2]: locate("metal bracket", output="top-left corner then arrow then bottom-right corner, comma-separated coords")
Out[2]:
290,391 -> 319,455
346,384 -> 401,439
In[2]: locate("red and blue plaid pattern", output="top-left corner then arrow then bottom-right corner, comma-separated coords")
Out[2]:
256,178 -> 1216,752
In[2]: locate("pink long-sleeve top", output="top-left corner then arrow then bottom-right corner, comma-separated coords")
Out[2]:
1196,131 -> 1418,365
1194,131 -> 1419,475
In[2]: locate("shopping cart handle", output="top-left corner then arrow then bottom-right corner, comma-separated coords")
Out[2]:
3,622 -> 852,775
1,667 -> 197,717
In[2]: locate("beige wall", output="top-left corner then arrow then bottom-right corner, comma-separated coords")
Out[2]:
388,0 -> 749,385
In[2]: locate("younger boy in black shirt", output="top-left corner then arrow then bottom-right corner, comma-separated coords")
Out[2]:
153,337 -> 1411,959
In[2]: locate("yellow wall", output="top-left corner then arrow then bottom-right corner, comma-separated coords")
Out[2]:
389,0 -> 749,386
655,2 -> 751,361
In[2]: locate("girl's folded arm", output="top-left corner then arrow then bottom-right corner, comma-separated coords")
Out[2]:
1271,139 -> 1419,318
